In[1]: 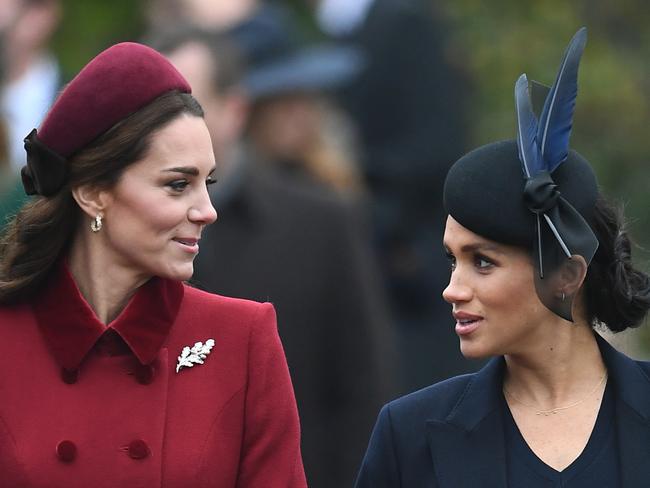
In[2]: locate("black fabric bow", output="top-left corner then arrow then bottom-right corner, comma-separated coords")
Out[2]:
523,171 -> 561,214
21,129 -> 67,197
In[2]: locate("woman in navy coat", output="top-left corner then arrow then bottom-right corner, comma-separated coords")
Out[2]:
356,28 -> 650,488
0,42 -> 306,487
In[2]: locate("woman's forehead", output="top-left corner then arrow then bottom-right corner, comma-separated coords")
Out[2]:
443,216 -> 495,247
443,216 -> 528,258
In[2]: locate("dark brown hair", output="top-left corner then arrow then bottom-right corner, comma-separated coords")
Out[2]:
583,195 -> 650,331
0,91 -> 203,304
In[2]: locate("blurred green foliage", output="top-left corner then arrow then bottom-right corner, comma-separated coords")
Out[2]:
51,0 -> 145,82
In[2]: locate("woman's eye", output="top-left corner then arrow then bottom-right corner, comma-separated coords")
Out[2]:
445,252 -> 457,271
167,179 -> 189,192
206,176 -> 217,186
475,255 -> 494,269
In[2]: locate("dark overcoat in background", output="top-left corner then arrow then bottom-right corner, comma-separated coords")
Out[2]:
192,160 -> 395,488
356,334 -> 650,487
331,0 -> 479,394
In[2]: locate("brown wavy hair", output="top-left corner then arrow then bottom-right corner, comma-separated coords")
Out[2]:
0,91 -> 203,304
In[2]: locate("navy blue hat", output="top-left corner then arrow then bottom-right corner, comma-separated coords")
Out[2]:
444,28 -> 598,321
227,4 -> 363,100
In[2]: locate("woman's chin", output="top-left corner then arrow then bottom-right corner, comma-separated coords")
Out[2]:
458,341 -> 492,360
159,263 -> 194,282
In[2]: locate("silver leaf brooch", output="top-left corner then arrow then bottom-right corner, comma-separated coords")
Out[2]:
176,339 -> 216,373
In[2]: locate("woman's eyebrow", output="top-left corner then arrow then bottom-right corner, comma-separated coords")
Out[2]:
162,165 -> 217,176
460,242 -> 503,254
162,166 -> 199,176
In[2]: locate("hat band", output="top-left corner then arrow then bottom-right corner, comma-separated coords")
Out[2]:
21,129 -> 67,197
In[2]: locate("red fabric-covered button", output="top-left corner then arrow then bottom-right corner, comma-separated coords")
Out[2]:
61,368 -> 79,384
127,439 -> 150,460
56,440 -> 77,463
134,363 -> 155,385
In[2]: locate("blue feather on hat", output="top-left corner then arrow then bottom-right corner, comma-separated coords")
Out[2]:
515,27 -> 587,178
514,27 -> 596,288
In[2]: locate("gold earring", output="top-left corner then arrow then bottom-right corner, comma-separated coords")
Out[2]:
90,214 -> 103,233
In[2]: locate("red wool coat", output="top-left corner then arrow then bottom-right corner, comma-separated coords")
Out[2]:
0,262 -> 307,487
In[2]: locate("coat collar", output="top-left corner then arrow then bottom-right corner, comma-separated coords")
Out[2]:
596,334 -> 650,487
440,355 -> 505,431
425,356 -> 508,486
595,333 -> 650,420
425,332 -> 650,487
32,260 -> 184,370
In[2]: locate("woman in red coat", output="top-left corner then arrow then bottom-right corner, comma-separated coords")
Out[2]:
0,42 -> 307,488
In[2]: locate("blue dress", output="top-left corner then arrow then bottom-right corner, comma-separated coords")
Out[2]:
503,379 -> 620,487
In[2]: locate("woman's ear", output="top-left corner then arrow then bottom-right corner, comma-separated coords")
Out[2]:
558,254 -> 588,299
71,184 -> 111,219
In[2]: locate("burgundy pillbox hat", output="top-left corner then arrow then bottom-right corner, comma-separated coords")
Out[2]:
22,42 -> 191,196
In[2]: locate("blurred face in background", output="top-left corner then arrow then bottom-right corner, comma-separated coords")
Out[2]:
0,0 -> 61,60
247,92 -> 321,163
0,0 -> 21,31
166,41 -> 248,171
178,0 -> 257,29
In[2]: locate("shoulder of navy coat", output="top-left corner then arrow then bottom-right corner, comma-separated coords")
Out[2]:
356,334 -> 650,488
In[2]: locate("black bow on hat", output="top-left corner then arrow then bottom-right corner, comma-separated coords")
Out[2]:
21,129 -> 67,197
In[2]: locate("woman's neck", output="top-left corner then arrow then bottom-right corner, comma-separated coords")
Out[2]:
67,230 -> 149,325
503,321 -> 606,410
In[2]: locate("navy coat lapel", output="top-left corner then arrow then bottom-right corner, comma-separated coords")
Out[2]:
424,335 -> 650,487
598,335 -> 650,487
426,358 -> 508,487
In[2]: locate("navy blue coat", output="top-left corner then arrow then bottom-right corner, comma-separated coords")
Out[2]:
356,334 -> 650,487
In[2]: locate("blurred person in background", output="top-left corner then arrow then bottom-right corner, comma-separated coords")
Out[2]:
315,0 -> 482,391
144,0 -> 258,33
0,0 -> 61,172
0,117 -> 27,230
245,79 -> 361,195
237,3 -> 363,195
152,25 -> 395,488
0,19 -> 26,231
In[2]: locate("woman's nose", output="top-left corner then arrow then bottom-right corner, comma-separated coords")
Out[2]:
189,188 -> 218,224
442,271 -> 472,304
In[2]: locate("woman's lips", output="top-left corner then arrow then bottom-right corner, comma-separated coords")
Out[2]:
455,319 -> 482,336
453,311 -> 483,336
173,238 -> 199,253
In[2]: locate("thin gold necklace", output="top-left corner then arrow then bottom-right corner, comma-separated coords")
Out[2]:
503,372 -> 608,416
